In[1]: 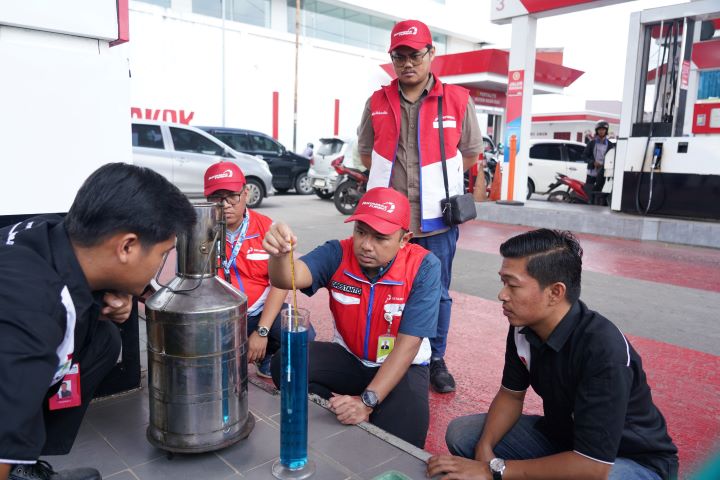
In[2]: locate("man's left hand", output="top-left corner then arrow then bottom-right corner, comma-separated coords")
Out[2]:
101,292 -> 132,323
426,455 -> 492,480
328,394 -> 372,425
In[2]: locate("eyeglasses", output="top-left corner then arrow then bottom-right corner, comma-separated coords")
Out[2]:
390,49 -> 431,67
208,190 -> 244,205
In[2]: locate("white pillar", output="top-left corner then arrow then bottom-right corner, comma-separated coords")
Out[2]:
501,15 -> 536,203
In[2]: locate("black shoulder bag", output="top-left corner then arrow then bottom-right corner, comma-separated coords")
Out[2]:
438,91 -> 477,226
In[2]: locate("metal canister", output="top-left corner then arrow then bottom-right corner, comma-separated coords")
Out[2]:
145,202 -> 254,453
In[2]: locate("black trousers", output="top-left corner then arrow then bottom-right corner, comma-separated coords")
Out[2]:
271,341 -> 429,448
41,320 -> 121,455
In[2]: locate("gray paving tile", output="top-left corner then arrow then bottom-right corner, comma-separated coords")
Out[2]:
360,454 -> 436,480
106,470 -> 140,480
215,418 -> 280,473
240,451 -> 354,480
307,401 -> 354,442
131,451 -> 235,480
310,427 -> 401,474
247,382 -> 280,419
98,420 -> 165,468
86,390 -> 149,430
41,423 -> 128,477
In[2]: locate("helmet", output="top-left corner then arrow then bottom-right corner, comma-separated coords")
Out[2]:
307,142 -> 314,148
595,121 -> 609,133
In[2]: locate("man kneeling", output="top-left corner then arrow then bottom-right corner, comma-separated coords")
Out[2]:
263,187 -> 440,448
428,229 -> 678,480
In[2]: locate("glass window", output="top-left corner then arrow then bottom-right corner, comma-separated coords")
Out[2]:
250,134 -> 281,153
193,0 -> 270,27
529,143 -> 562,161
132,124 -> 164,149
170,127 -> 224,155
317,138 -> 344,156
214,133 -> 252,152
566,144 -> 586,162
137,0 -> 171,6
698,70 -> 720,100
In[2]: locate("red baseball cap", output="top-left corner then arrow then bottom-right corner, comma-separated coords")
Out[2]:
345,187 -> 410,235
204,161 -> 246,196
388,20 -> 433,53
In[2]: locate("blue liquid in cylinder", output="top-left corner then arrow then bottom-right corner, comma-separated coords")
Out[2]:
280,327 -> 309,470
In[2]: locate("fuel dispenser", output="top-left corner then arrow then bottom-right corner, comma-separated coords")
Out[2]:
609,0 -> 720,220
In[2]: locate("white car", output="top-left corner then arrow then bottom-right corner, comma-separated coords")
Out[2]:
527,139 -> 588,199
131,120 -> 274,208
307,136 -> 355,199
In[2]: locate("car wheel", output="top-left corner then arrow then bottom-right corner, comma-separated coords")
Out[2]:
245,179 -> 264,208
526,179 -> 535,200
314,188 -> 334,200
294,172 -> 314,195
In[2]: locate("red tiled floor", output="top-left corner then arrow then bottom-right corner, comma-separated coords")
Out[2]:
458,221 -> 720,293
291,289 -> 720,478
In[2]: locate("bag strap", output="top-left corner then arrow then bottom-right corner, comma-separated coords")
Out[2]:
438,84 -> 450,203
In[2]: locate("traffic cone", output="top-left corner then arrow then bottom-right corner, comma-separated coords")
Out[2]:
489,162 -> 502,201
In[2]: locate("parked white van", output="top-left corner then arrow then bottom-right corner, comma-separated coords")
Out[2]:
131,120 -> 274,208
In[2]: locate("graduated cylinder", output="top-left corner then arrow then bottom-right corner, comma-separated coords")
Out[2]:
144,202 -> 254,453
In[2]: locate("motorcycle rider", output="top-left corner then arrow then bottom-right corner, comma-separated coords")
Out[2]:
582,120 -> 614,204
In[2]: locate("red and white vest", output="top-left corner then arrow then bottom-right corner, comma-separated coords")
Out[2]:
367,75 -> 469,232
328,238 -> 431,367
223,210 -> 273,316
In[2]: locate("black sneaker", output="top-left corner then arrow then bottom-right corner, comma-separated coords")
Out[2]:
10,460 -> 101,480
429,358 -> 456,393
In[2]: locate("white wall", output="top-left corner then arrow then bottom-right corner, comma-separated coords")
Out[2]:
128,4 -> 390,150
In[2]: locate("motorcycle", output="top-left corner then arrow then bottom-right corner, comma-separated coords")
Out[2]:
545,172 -> 590,203
332,157 -> 368,215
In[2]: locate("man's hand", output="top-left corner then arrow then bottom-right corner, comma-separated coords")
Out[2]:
328,394 -> 372,425
263,222 -> 297,257
100,292 -> 132,323
426,455 -> 492,480
247,331 -> 268,363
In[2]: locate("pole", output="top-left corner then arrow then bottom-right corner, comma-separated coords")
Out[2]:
292,0 -> 300,152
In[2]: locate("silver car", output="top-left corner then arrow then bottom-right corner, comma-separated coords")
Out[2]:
307,136 -> 355,199
131,120 -> 274,208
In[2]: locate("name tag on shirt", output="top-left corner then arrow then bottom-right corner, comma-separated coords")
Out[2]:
48,364 -> 81,410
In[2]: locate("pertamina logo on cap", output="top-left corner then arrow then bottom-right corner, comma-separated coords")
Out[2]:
208,169 -> 234,181
361,201 -> 396,214
393,26 -> 417,37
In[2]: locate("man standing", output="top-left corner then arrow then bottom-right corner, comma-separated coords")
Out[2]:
358,19 -> 483,393
583,120 -> 614,201
0,163 -> 196,480
204,161 -> 304,378
263,187 -> 440,448
427,229 -> 678,480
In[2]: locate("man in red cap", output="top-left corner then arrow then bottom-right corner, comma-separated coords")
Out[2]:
263,187 -> 441,448
357,19 -> 484,393
204,161 -> 312,378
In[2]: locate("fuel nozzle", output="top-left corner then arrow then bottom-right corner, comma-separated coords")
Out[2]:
651,142 -> 663,170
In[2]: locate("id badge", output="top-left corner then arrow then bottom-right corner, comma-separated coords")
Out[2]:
49,363 -> 82,410
376,335 -> 396,364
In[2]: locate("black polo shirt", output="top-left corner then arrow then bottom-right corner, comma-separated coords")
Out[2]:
501,301 -> 678,479
0,217 -> 100,463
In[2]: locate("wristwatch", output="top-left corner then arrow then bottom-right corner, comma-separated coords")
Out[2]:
489,458 -> 506,480
360,389 -> 379,409
256,325 -> 270,337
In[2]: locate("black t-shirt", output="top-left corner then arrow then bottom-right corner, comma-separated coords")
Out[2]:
501,301 -> 678,479
0,217 -> 98,463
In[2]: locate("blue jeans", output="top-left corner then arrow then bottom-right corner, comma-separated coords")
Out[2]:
410,226 -> 458,359
446,414 -> 662,480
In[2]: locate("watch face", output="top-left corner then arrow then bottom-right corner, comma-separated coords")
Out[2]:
361,390 -> 378,408
489,458 -> 505,473
257,326 -> 270,337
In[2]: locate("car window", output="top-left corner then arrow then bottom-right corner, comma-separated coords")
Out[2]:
250,134 -> 281,153
214,133 -> 251,152
529,143 -> 562,161
317,139 -> 343,156
170,127 -> 224,155
132,124 -> 164,149
566,144 -> 586,161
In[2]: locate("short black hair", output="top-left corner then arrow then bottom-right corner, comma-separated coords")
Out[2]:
65,163 -> 196,247
499,229 -> 583,303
